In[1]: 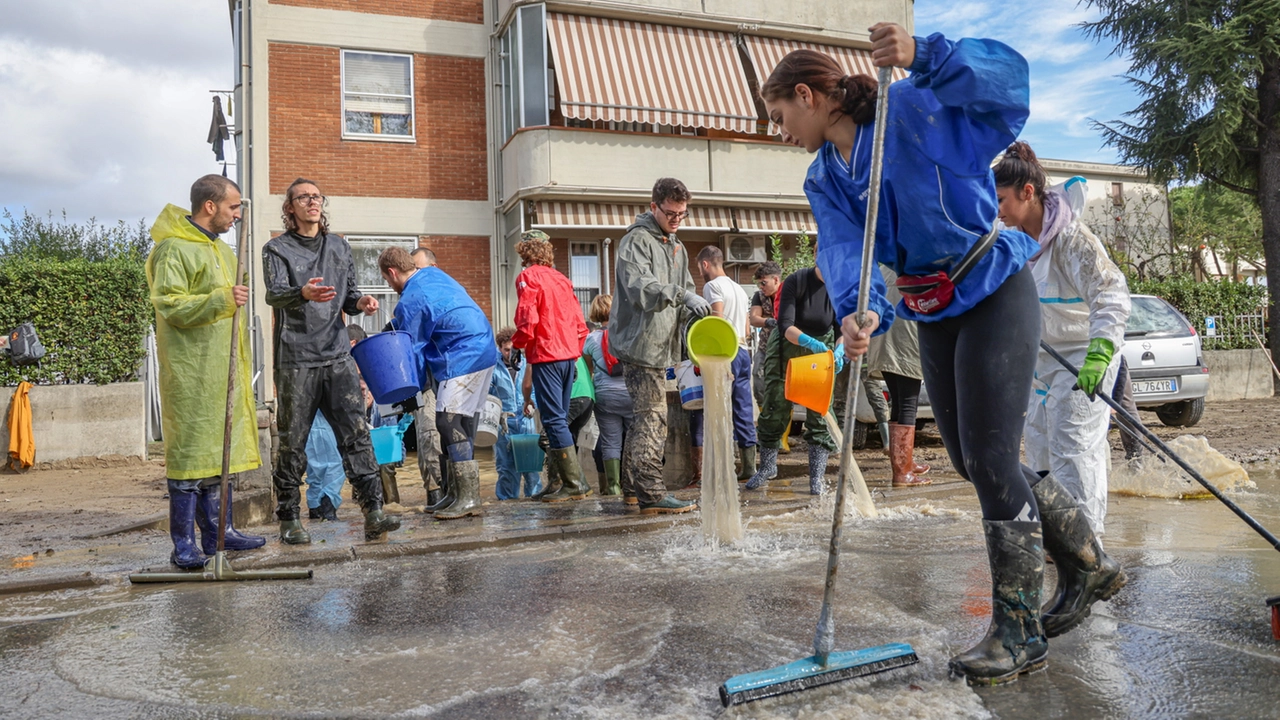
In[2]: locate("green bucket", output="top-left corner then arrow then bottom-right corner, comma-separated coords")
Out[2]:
687,316 -> 738,366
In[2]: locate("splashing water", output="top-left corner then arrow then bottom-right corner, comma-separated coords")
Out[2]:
699,356 -> 743,543
1111,435 -> 1256,499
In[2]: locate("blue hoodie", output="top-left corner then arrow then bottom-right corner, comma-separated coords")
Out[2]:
808,33 -> 1039,333
392,267 -> 500,383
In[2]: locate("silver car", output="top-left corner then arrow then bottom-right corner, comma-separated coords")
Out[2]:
1120,294 -> 1210,427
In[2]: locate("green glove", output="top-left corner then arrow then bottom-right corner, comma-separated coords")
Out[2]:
1075,338 -> 1115,397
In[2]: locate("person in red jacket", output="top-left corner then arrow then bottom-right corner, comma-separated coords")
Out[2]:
513,230 -> 591,502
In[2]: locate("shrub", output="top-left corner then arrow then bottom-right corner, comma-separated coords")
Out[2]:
1128,277 -> 1267,351
0,256 -> 151,385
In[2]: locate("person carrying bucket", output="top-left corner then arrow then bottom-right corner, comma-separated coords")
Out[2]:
490,329 -> 542,500
745,265 -> 845,495
995,142 -> 1131,542
510,230 -> 592,502
689,245 -> 757,485
609,178 -> 705,514
762,24 -> 1125,684
582,295 -> 632,497
263,178 -> 401,545
145,175 -> 266,568
378,246 -> 499,520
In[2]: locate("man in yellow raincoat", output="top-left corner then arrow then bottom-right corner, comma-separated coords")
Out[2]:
145,175 -> 266,568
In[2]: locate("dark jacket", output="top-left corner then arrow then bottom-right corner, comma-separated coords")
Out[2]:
263,230 -> 364,369
608,212 -> 695,369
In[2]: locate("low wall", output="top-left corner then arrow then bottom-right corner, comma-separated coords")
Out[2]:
9,382 -> 146,463
1204,349 -> 1275,402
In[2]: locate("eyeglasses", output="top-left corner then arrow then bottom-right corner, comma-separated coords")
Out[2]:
292,194 -> 326,206
656,205 -> 689,222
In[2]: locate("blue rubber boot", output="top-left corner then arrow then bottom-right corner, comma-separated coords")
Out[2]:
167,481 -> 205,569
196,484 -> 267,555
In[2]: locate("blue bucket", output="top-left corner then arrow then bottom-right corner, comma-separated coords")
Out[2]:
510,433 -> 545,474
351,331 -> 420,405
370,426 -> 405,464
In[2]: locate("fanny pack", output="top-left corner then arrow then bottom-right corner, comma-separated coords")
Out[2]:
895,225 -> 999,315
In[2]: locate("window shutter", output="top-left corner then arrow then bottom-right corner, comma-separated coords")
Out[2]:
344,52 -> 412,114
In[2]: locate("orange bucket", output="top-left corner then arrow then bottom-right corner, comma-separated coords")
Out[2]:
785,351 -> 836,415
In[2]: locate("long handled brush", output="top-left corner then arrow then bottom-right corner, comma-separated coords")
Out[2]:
131,202 -> 312,584
720,66 -> 917,707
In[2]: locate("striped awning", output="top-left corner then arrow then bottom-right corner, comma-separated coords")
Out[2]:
533,202 -> 734,231
742,36 -> 907,134
735,208 -> 816,235
547,13 -> 758,133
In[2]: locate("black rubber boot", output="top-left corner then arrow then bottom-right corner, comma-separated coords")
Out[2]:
426,488 -> 444,507
167,481 -> 205,569
436,460 -> 483,519
424,460 -> 455,514
736,445 -> 757,482
531,450 -> 562,500
808,445 -> 830,495
542,447 -> 592,502
196,484 -> 266,555
353,472 -> 401,540
313,495 -> 339,522
949,520 -> 1048,686
1033,473 -> 1128,637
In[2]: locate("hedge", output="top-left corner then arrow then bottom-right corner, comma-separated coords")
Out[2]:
0,256 -> 151,385
1128,277 -> 1268,351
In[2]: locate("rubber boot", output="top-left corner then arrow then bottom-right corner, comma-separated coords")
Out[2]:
425,460 -> 454,514
890,423 -> 932,487
426,487 -> 444,507
736,445 -> 757,482
279,519 -> 311,545
744,447 -> 778,490
167,482 -> 205,569
196,484 -> 266,555
349,471 -> 401,540
808,445 -> 829,495
685,446 -> 703,489
1033,473 -> 1127,637
878,421 -> 891,453
531,449 -> 563,500
542,447 -> 592,502
380,465 -> 400,506
601,458 -> 622,496
437,460 -> 484,519
949,520 -> 1048,686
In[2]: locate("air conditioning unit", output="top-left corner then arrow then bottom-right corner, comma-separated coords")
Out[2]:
721,234 -> 767,264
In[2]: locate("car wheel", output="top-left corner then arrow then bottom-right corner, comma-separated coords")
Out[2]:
849,421 -> 869,450
1155,397 -> 1205,428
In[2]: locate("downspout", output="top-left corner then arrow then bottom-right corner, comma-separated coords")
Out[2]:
602,237 -> 611,295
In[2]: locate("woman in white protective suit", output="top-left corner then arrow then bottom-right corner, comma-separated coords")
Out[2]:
994,141 -> 1130,538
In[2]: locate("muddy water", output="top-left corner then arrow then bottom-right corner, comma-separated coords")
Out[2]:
699,356 -> 743,544
2,470 -> 1279,718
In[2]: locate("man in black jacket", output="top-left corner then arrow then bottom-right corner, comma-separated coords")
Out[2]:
263,178 -> 401,544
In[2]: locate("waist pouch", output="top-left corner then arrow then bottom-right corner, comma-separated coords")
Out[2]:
896,226 -> 999,315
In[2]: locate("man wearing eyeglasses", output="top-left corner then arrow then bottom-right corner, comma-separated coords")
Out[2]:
262,178 -> 402,545
608,177 -> 709,514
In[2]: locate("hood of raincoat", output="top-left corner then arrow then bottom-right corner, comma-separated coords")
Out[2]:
607,212 -> 695,369
1029,177 -> 1086,265
146,204 -> 260,479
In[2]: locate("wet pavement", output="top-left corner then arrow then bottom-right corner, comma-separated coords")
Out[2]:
2,467 -> 1279,718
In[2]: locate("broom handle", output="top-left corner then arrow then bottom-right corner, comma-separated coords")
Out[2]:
814,66 -> 893,664
1040,340 -> 1280,551
218,201 -> 251,554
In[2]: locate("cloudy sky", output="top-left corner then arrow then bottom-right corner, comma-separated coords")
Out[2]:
0,1 -> 1135,231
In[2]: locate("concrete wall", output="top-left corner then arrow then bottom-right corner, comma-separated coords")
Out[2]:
1204,349 -> 1275,402
14,382 -> 146,463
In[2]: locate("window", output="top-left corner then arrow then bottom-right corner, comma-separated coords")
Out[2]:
1111,182 -> 1125,207
570,242 -> 600,318
342,51 -> 414,141
344,236 -> 417,333
498,4 -> 549,142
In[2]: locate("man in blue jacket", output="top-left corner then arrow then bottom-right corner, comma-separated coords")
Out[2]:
379,246 -> 500,520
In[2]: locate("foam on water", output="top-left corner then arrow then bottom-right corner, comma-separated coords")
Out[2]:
698,356 -> 744,544
1111,435 -> 1256,499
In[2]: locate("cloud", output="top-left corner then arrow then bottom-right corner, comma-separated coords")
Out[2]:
0,1 -> 233,229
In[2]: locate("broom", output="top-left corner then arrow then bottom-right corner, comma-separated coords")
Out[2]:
720,66 -> 917,707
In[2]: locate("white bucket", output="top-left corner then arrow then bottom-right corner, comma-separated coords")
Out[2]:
474,394 -> 502,447
676,359 -> 704,410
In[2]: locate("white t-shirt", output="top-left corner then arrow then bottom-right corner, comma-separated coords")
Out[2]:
703,275 -> 751,347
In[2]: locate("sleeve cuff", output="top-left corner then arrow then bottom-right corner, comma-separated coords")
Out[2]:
908,35 -> 932,75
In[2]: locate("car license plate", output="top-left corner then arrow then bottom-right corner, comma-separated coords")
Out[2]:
1133,378 -> 1176,395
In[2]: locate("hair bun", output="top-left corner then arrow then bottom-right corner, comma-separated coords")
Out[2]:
1005,141 -> 1038,164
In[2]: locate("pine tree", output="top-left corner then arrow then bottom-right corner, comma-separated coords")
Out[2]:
1080,1 -> 1280,357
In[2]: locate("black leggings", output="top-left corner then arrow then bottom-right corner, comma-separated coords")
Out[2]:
882,372 -> 921,426
918,267 -> 1040,521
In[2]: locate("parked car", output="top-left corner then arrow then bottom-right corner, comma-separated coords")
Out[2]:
1119,294 -> 1210,427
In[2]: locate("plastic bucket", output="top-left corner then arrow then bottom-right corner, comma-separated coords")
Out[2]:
510,433 -> 545,474
686,316 -> 738,366
350,331 -> 420,405
370,426 -> 405,464
675,359 -> 704,410
785,350 -> 836,415
475,395 -> 502,448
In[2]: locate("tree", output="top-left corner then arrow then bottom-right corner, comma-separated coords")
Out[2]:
1169,183 -> 1264,280
0,209 -> 151,264
1080,1 -> 1280,356
769,229 -> 815,276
